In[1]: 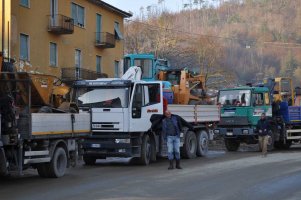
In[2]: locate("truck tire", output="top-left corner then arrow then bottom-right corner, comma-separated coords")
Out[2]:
224,138 -> 240,151
196,130 -> 209,157
181,131 -> 197,159
0,148 -> 8,176
140,134 -> 151,165
83,155 -> 97,165
37,163 -> 50,178
274,141 -> 292,150
267,134 -> 275,151
48,147 -> 67,178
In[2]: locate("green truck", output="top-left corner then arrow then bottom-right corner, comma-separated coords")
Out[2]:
215,78 -> 301,151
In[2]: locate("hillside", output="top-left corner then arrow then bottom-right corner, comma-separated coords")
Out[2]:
124,0 -> 301,87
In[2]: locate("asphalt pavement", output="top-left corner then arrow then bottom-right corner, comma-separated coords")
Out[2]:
1,146 -> 301,200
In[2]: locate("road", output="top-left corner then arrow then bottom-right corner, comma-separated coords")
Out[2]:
1,147 -> 301,200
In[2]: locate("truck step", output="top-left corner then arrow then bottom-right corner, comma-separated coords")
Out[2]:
24,157 -> 51,164
24,150 -> 49,156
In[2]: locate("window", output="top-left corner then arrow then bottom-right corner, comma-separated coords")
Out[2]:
133,84 -> 161,108
96,14 -> 102,42
253,93 -> 264,106
218,90 -> 251,107
134,59 -> 153,79
71,3 -> 85,27
77,88 -> 129,108
264,93 -> 270,105
114,21 -> 123,40
114,61 -> 119,78
75,49 -> 81,68
49,42 -> 57,66
20,34 -> 29,61
20,0 -> 29,7
96,56 -> 102,73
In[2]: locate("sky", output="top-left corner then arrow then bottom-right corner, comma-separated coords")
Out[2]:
102,0 -> 198,17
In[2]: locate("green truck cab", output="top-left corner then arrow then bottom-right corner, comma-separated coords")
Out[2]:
214,86 -> 271,151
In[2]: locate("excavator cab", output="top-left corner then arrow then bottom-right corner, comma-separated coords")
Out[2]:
264,77 -> 295,106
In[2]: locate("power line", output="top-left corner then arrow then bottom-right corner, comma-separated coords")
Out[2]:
125,19 -> 301,49
125,18 -> 254,43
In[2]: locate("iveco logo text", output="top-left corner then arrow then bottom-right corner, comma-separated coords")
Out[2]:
92,124 -> 102,128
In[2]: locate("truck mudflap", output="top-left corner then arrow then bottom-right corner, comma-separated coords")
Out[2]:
0,147 -> 8,176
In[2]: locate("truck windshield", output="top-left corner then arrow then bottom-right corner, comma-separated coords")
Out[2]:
76,87 -> 129,108
134,59 -> 153,79
218,90 -> 251,107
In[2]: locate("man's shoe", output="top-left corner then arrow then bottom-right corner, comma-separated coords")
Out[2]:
176,160 -> 182,169
168,160 -> 174,170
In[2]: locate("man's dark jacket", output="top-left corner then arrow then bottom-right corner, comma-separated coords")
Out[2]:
150,114 -> 193,139
256,118 -> 270,136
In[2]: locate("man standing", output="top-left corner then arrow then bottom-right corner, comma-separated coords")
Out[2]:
256,113 -> 270,157
162,110 -> 182,170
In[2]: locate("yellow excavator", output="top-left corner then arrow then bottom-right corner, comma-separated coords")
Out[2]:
123,54 -> 213,105
264,77 -> 295,106
158,69 -> 210,105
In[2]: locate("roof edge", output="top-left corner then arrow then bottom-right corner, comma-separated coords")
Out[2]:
88,0 -> 133,18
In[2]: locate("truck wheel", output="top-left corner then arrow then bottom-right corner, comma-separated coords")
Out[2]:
140,134 -> 151,165
196,130 -> 209,157
181,131 -> 197,159
0,148 -> 8,176
48,147 -> 67,178
224,138 -> 240,151
267,134 -> 275,151
274,141 -> 291,150
83,155 -> 97,165
281,141 -> 292,149
37,163 -> 50,178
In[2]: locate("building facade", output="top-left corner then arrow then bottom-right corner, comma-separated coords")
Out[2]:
10,0 -> 131,78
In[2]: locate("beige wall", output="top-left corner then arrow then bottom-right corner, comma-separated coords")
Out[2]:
11,0 -> 125,77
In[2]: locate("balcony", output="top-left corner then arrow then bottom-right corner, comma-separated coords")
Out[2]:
48,14 -> 74,34
95,32 -> 116,48
61,67 -> 108,83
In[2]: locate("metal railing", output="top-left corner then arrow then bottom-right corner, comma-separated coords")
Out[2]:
61,67 -> 108,82
95,32 -> 116,48
48,14 -> 74,34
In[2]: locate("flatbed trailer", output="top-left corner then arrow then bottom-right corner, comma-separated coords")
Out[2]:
0,72 -> 90,177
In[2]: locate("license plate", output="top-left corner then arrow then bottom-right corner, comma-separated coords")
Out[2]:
226,132 -> 233,136
91,144 -> 101,148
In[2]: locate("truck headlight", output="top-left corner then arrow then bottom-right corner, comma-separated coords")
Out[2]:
242,129 -> 249,134
115,139 -> 131,144
214,129 -> 220,134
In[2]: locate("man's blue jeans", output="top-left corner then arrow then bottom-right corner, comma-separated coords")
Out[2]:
167,136 -> 180,160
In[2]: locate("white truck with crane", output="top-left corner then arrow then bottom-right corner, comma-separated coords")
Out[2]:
75,67 -> 220,165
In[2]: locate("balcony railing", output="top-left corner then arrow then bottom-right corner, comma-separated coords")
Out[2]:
61,67 -> 108,83
95,32 -> 116,48
48,14 -> 74,34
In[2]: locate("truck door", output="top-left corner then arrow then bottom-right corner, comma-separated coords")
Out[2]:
251,92 -> 271,124
130,82 -> 163,132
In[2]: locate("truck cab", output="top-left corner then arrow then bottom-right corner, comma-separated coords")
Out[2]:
215,86 -> 271,151
123,54 -> 169,81
73,78 -> 164,165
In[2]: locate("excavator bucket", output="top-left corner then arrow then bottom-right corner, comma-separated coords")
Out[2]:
0,72 -> 69,107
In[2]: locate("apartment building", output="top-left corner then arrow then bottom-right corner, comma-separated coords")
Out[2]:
10,0 -> 131,78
